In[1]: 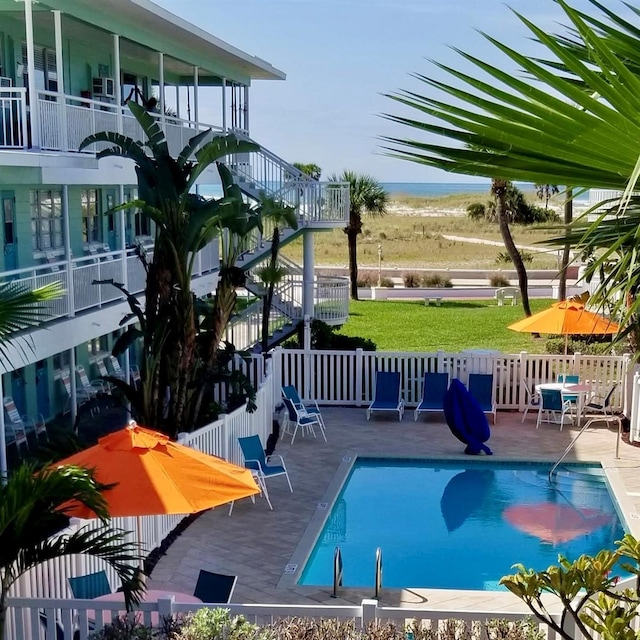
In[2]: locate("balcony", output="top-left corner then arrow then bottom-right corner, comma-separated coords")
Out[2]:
2,241 -> 218,325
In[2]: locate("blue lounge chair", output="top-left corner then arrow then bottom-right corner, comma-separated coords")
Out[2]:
194,570 -> 237,603
238,435 -> 293,492
414,372 -> 449,421
468,373 -> 497,424
282,385 -> 326,431
366,371 -> 404,421
282,397 -> 326,443
68,570 -> 111,599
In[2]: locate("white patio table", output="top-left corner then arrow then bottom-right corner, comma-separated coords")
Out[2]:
535,382 -> 592,426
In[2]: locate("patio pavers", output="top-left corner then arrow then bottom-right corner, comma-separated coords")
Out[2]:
147,408 -> 640,613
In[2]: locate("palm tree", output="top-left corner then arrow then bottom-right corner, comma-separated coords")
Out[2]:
329,171 -> 388,300
292,162 -> 322,180
535,184 -> 559,212
382,0 -> 640,337
0,281 -> 63,364
80,102 -> 261,435
492,180 -> 533,316
0,464 -> 143,640
256,196 -> 297,353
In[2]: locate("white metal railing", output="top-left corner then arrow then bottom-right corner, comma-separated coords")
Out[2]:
7,371 -> 274,618
6,597 -> 562,640
0,240 -> 217,325
228,270 -> 349,350
36,90 -> 223,155
0,87 -> 28,148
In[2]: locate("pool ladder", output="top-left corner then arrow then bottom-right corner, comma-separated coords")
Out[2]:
331,546 -> 383,599
548,416 -> 622,482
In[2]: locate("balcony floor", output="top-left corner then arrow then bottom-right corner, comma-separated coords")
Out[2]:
147,407 -> 640,613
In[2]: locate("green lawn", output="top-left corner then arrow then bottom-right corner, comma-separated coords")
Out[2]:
336,298 -> 555,353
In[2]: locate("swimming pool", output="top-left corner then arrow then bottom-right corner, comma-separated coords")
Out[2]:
298,458 -> 627,591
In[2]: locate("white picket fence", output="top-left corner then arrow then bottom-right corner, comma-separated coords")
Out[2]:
272,348 -> 632,414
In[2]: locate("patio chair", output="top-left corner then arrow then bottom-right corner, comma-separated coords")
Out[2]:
468,373 -> 497,424
584,384 -> 617,417
366,371 -> 404,421
107,355 -> 126,380
520,379 -> 539,423
95,359 -> 115,392
238,434 -> 293,492
3,396 -> 47,441
5,421 -> 28,456
536,388 -> 573,430
557,374 -> 580,404
193,570 -> 237,603
281,396 -> 326,444
414,372 -> 449,421
68,570 -> 111,599
60,368 -> 94,414
282,384 -> 325,429
76,365 -> 108,398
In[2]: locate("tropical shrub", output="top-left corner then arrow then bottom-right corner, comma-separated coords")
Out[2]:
421,274 -> 453,288
545,337 -> 615,355
357,272 -> 378,287
403,272 -> 421,287
466,202 -> 486,220
379,277 -> 395,288
496,251 -> 533,265
88,616 -> 156,639
489,274 -> 510,287
284,319 -> 376,351
175,608 -> 267,640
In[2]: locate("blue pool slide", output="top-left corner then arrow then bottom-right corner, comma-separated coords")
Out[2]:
444,378 -> 493,455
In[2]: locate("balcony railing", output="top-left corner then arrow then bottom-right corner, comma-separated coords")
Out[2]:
0,87 -> 28,148
0,240 -> 218,325
0,90 -> 224,156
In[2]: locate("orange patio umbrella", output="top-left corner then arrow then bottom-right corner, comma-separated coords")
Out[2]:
508,300 -> 619,354
503,503 -> 613,545
55,422 -> 259,519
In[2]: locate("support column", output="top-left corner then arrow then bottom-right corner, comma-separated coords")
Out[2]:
302,231 -> 315,319
25,0 -> 40,149
69,347 -> 77,430
193,66 -> 199,131
113,34 -> 122,134
175,85 -> 180,119
0,375 -> 6,483
62,185 -> 75,318
243,85 -> 249,133
158,52 -> 165,128
221,78 -> 227,132
53,10 -> 67,152
118,183 -> 130,403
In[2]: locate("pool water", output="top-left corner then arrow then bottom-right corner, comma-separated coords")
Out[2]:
298,458 -> 627,590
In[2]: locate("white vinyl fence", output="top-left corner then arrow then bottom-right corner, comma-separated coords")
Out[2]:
272,348 -> 631,414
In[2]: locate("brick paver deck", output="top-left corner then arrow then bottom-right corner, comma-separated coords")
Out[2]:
148,408 -> 640,613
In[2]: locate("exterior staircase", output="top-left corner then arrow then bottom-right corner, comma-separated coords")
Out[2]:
222,135 -> 350,350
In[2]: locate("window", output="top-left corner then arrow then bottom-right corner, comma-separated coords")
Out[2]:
30,189 -> 62,251
52,351 -> 70,371
81,189 -> 101,243
21,43 -> 57,93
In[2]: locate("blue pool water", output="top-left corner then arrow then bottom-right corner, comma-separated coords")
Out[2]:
298,458 -> 627,591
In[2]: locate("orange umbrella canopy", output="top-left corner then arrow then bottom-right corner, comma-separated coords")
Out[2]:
503,503 -> 613,545
508,300 -> 619,336
55,423 -> 259,518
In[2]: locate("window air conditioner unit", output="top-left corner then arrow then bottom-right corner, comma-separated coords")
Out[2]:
0,77 -> 12,88
92,77 -> 115,99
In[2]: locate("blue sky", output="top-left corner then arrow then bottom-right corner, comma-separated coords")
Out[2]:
155,0 -> 597,182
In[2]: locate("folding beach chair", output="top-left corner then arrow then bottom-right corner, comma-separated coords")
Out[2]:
282,384 -> 325,430
537,388 -> 573,430
281,396 -> 326,444
468,373 -> 497,424
366,371 -> 404,421
238,434 -> 293,492
414,372 -> 449,421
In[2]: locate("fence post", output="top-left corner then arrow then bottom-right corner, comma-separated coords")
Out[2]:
157,595 -> 175,621
222,413 -> 229,461
361,598 -> 378,628
519,352 -> 527,413
355,349 -> 363,407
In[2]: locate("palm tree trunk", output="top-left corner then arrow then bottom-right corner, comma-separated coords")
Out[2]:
558,188 -> 573,301
347,229 -> 359,300
0,588 -> 6,640
261,227 -> 281,352
493,179 -> 532,317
